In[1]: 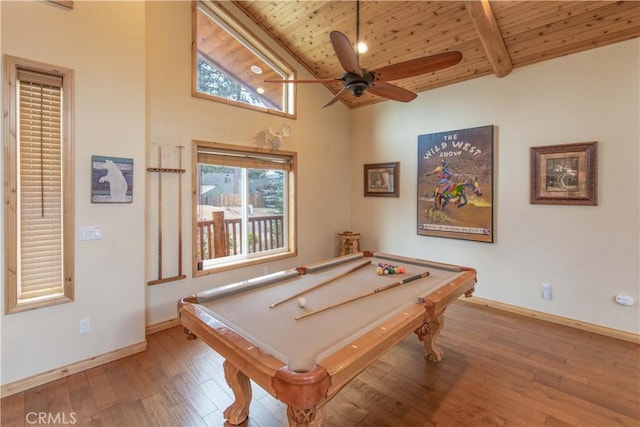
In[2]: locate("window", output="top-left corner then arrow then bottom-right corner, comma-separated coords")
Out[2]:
193,141 -> 296,273
192,1 -> 296,117
4,56 -> 74,314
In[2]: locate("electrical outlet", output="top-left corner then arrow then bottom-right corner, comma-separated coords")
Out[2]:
542,282 -> 552,300
79,318 -> 90,335
615,294 -> 635,306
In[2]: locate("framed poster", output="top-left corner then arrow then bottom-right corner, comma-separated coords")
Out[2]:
91,155 -> 133,203
530,142 -> 597,205
417,125 -> 494,242
364,162 -> 399,197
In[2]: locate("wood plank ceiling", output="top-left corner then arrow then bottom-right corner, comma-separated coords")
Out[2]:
233,1 -> 640,109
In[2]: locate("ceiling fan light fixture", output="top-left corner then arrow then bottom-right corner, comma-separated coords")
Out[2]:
357,41 -> 368,54
350,81 -> 368,97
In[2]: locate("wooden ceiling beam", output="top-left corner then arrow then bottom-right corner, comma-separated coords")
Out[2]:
465,0 -> 512,78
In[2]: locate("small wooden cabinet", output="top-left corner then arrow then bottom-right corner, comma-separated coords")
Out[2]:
337,232 -> 360,256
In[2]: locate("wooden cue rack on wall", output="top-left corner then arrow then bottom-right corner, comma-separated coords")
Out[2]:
147,145 -> 187,285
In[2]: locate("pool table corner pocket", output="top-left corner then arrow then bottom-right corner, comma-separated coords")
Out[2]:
272,365 -> 331,426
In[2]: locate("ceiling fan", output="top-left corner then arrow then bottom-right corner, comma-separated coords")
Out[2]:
265,2 -> 463,108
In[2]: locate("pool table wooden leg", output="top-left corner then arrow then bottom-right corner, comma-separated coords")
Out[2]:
222,360 -> 252,425
286,403 -> 325,427
183,327 -> 197,340
414,313 -> 445,363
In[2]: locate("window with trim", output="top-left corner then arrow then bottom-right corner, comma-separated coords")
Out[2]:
192,1 -> 295,117
193,141 -> 296,273
4,56 -> 74,313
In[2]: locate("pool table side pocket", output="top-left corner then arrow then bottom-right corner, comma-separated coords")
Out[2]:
317,304 -> 428,399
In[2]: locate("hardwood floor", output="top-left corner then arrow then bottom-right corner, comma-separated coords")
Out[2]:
2,301 -> 638,426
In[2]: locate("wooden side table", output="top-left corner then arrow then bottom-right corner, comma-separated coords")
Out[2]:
338,232 -> 360,256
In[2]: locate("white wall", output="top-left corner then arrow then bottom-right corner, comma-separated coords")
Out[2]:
1,0 -> 353,389
144,2 -> 353,326
350,39 -> 640,334
1,1 -> 147,384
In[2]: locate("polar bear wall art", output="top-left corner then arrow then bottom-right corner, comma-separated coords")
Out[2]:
91,156 -> 133,203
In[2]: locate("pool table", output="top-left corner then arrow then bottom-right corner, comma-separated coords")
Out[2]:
178,251 -> 476,426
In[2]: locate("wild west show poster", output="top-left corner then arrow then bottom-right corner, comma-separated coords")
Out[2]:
417,125 -> 494,243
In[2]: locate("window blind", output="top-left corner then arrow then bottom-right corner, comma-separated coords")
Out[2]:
17,70 -> 64,299
197,148 -> 293,171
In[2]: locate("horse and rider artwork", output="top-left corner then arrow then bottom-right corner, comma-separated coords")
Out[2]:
417,125 -> 494,243
431,169 -> 482,211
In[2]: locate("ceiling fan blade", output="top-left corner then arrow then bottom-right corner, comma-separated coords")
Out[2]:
264,78 -> 342,84
322,87 -> 350,108
330,31 -> 362,76
373,51 -> 463,82
368,81 -> 417,102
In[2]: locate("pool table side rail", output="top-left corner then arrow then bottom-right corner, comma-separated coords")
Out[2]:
179,303 -> 292,396
317,267 -> 477,400
297,251 -> 369,274
374,252 -> 463,272
422,266 -> 477,313
193,269 -> 300,303
188,252 -> 372,305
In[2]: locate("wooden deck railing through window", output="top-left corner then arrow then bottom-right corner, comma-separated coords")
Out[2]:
196,211 -> 284,262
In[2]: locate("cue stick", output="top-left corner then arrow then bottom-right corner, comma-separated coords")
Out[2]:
157,145 -> 163,280
295,271 -> 430,320
177,146 -> 183,277
269,260 -> 371,308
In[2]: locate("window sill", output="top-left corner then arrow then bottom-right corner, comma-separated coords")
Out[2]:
7,294 -> 74,315
193,250 -> 297,277
191,90 -> 297,120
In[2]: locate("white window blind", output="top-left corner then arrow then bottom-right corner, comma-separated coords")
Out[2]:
197,147 -> 293,171
17,69 -> 65,300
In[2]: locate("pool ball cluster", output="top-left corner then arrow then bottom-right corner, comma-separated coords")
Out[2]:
376,262 -> 405,275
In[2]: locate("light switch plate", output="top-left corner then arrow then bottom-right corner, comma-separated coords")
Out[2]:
79,225 -> 103,240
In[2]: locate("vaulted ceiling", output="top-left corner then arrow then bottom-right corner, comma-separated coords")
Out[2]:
233,1 -> 640,109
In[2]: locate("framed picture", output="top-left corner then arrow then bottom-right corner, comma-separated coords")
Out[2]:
417,125 -> 494,243
91,155 -> 134,203
530,142 -> 597,206
364,162 -> 399,197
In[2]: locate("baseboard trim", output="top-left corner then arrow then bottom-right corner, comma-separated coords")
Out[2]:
460,296 -> 639,344
1,319 -> 182,399
0,340 -> 147,398
145,317 -> 181,335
